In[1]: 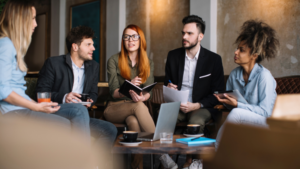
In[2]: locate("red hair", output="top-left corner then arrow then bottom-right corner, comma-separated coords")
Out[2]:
118,24 -> 150,83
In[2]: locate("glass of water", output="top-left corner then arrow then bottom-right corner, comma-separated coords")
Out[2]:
160,132 -> 173,144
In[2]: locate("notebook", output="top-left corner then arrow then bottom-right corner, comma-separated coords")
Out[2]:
119,80 -> 157,100
176,137 -> 216,145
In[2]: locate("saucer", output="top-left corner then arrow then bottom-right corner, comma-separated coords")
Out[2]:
78,102 -> 92,105
183,133 -> 204,137
119,141 -> 142,146
68,102 -> 92,105
121,140 -> 141,143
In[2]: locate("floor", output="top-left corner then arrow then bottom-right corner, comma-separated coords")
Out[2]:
116,154 -> 187,169
144,154 -> 186,169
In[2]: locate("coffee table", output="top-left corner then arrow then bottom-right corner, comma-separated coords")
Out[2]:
112,134 -> 215,169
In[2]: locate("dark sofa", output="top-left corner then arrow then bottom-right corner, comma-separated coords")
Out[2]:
24,75 -> 300,126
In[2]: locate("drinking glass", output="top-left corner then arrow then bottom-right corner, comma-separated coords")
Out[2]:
37,92 -> 51,103
160,132 -> 173,144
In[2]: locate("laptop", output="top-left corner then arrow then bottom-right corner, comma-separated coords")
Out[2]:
137,102 -> 180,141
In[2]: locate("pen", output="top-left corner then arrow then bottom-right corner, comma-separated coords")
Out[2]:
168,80 -> 172,83
191,136 -> 202,141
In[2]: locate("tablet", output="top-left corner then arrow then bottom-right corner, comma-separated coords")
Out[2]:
214,90 -> 248,104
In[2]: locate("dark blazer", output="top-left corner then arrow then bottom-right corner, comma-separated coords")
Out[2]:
36,54 -> 99,104
164,47 -> 224,120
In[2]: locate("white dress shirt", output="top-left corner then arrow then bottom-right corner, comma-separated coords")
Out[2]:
181,47 -> 201,103
63,59 -> 85,103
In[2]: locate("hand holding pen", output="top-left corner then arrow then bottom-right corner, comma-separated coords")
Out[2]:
167,80 -> 178,90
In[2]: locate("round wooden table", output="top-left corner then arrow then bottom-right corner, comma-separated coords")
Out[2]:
112,134 -> 215,169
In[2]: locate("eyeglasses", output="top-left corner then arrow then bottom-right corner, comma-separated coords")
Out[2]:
123,34 -> 140,41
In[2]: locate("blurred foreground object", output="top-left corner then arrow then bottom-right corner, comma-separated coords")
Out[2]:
205,123 -> 300,169
267,94 -> 300,130
0,115 -> 115,169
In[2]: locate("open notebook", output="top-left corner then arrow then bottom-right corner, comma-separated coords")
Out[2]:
119,80 -> 157,100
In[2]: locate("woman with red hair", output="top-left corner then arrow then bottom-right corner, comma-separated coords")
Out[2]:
104,24 -> 155,169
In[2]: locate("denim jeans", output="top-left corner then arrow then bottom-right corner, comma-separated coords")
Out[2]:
215,108 -> 268,149
90,118 -> 117,147
5,104 -> 90,141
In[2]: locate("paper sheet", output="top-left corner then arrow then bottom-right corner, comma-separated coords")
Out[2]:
163,86 -> 189,104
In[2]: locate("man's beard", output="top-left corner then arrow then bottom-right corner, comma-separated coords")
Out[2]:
78,51 -> 92,61
182,38 -> 199,50
79,55 -> 92,61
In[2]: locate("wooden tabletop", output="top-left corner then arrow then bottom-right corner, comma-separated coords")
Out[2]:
112,134 -> 215,154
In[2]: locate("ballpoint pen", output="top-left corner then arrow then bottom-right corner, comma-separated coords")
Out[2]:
191,136 -> 203,141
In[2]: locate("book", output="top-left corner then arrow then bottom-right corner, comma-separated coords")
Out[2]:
176,137 -> 216,145
119,80 -> 157,100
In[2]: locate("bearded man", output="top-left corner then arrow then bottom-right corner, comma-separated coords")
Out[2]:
36,26 -> 117,151
165,15 -> 225,133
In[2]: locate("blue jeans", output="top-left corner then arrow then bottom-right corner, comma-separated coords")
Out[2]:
5,104 -> 90,141
215,108 -> 268,149
90,118 -> 117,147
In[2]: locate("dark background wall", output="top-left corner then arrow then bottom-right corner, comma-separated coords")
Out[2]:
25,0 -> 51,71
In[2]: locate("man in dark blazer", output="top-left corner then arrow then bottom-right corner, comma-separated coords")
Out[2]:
165,15 -> 224,132
36,26 -> 117,153
36,53 -> 99,105
163,14 -> 224,168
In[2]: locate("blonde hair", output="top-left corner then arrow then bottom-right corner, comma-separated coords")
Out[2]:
0,0 -> 34,72
118,25 -> 150,83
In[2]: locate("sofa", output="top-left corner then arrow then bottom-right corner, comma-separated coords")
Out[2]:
149,76 -> 300,124
24,74 -> 300,129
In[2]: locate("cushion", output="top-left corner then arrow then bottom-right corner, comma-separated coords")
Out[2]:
275,76 -> 300,94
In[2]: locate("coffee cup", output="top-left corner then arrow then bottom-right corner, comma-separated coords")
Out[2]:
186,124 -> 200,134
123,131 -> 138,142
79,93 -> 90,102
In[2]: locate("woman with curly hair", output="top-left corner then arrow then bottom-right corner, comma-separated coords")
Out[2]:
214,20 -> 280,148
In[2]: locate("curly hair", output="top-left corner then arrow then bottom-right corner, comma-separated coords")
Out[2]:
66,26 -> 95,53
235,20 -> 280,63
